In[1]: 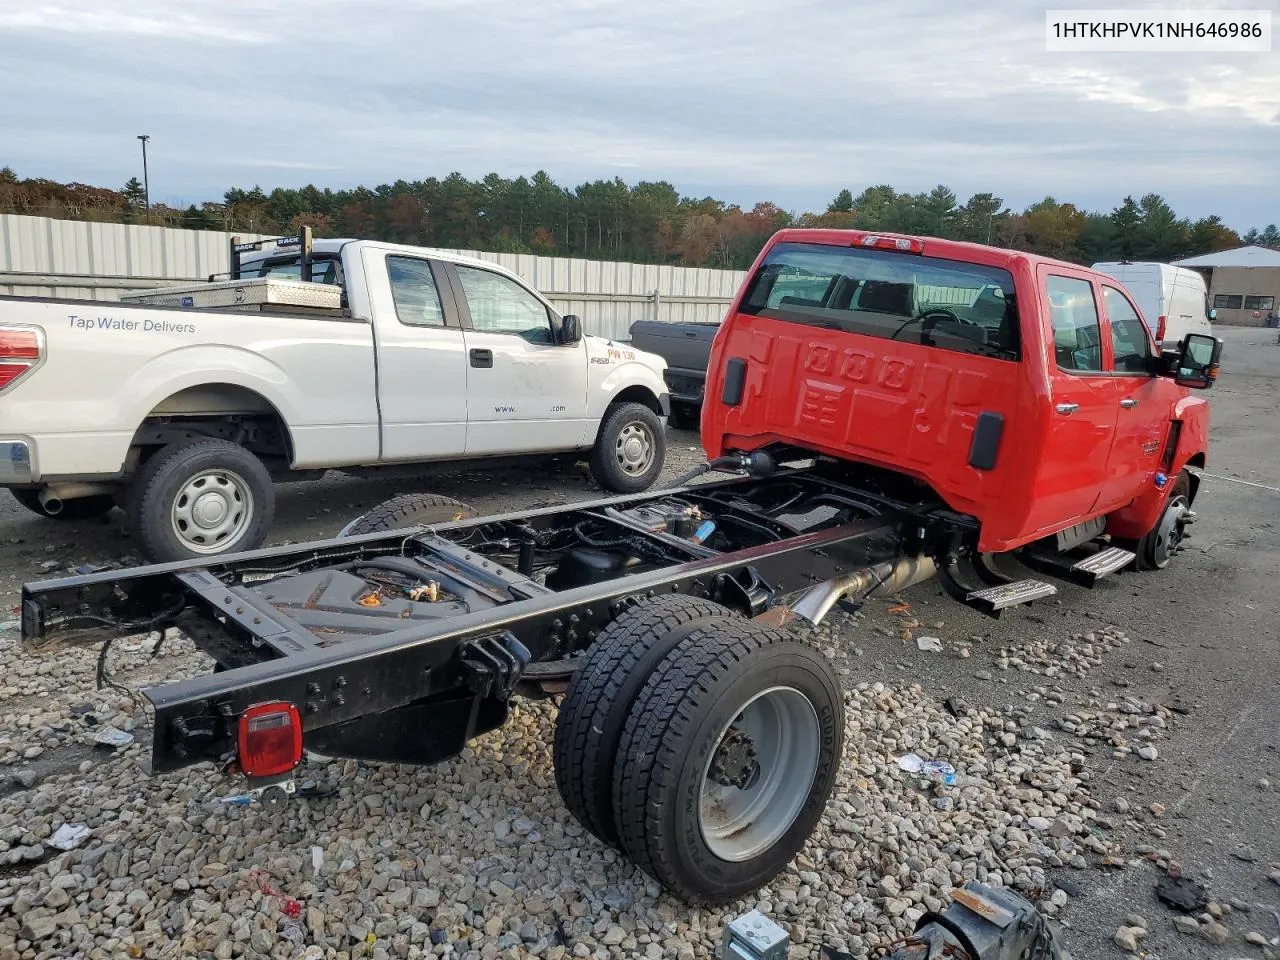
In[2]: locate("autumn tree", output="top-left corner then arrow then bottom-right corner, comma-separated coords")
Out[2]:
5,165 -> 1270,270
827,189 -> 854,213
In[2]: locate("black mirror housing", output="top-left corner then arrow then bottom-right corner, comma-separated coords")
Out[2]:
1172,333 -> 1223,389
559,314 -> 582,345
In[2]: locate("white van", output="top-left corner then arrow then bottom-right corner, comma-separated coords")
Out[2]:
1091,261 -> 1213,348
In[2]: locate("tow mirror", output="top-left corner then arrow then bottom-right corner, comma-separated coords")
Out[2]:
559,314 -> 582,345
1208,308 -> 1218,320
1173,333 -> 1223,389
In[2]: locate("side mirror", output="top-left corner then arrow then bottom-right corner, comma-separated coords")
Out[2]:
559,314 -> 582,345
1208,308 -> 1217,320
1173,333 -> 1223,389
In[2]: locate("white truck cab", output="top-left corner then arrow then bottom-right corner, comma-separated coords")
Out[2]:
0,232 -> 671,562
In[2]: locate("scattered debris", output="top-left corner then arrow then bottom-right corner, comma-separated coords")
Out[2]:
1200,920 -> 1230,945
1113,925 -> 1145,952
1156,875 -> 1209,913
915,635 -> 943,653
895,753 -> 957,785
93,726 -> 134,748
45,823 -> 91,851
1173,915 -> 1200,935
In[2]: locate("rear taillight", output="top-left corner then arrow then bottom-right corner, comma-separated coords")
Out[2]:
237,702 -> 303,778
1155,315 -> 1167,345
857,234 -> 925,254
0,326 -> 42,392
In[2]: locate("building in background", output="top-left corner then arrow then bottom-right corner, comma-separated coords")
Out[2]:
1173,245 -> 1280,327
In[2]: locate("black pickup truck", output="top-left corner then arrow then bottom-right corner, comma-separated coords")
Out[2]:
628,320 -> 719,429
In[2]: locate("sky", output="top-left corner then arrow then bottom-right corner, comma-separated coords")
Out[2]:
1,0 -> 1278,231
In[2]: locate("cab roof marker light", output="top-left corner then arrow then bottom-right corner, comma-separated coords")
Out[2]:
858,235 -> 925,254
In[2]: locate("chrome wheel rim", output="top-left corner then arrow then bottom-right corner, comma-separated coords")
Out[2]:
170,469 -> 254,554
1151,493 -> 1189,568
698,686 -> 821,862
615,422 -> 655,476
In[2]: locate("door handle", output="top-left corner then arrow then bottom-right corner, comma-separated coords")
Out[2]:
1055,402 -> 1079,415
1120,397 -> 1139,408
469,348 -> 493,369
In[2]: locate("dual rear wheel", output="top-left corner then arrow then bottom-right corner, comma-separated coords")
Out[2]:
552,594 -> 845,904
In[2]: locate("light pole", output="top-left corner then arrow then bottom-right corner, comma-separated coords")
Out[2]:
136,135 -> 151,212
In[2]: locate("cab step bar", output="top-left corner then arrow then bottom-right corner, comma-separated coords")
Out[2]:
1019,543 -> 1136,587
966,579 -> 1058,615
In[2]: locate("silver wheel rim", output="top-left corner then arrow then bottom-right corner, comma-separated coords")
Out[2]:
170,469 -> 254,554
614,421 -> 655,477
698,686 -> 821,862
1151,493 -> 1189,568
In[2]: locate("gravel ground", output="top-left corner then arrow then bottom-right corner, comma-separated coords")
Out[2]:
1,326 -> 1277,959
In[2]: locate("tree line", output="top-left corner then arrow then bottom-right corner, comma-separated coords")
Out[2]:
1,165 -> 1276,270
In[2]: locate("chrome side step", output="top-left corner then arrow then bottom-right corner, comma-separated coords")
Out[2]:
966,579 -> 1058,616
1070,546 -> 1135,580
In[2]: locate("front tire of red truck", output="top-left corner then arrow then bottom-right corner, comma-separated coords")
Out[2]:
129,438 -> 275,563
610,619 -> 844,904
1130,470 -> 1193,571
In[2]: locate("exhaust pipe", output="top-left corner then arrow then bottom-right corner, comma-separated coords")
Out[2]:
37,482 -> 112,516
782,556 -> 937,627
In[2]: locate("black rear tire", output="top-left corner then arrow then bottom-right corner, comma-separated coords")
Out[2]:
589,402 -> 666,493
611,620 -> 844,904
11,489 -> 116,521
129,439 -> 274,563
552,595 -> 738,847
342,492 -> 478,536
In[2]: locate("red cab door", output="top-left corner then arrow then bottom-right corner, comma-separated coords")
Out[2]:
1025,268 -> 1118,532
1098,283 -> 1171,509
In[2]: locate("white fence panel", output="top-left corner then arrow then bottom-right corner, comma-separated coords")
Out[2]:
0,216 -> 747,338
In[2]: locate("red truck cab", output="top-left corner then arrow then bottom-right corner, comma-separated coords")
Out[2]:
702,229 -> 1220,560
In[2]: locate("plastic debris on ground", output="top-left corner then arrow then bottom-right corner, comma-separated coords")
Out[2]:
46,823 -> 91,851
216,793 -> 254,806
311,846 -> 324,877
0,619 -> 19,634
1156,875 -> 1209,912
915,635 -> 943,652
93,726 -> 135,748
896,753 -> 957,785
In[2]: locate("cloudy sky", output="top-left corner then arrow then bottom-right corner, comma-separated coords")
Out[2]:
2,0 -> 1277,229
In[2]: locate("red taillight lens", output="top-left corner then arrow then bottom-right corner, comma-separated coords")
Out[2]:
857,234 -> 925,254
0,328 -> 41,392
0,329 -> 40,360
1155,315 -> 1167,345
237,702 -> 303,778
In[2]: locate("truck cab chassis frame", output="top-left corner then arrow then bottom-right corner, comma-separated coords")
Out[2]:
23,462 -> 949,771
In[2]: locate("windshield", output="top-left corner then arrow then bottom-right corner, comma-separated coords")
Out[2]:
739,242 -> 1021,361
239,255 -> 344,287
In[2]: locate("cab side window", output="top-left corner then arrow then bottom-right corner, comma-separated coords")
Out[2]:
1046,276 -> 1102,372
454,265 -> 555,344
1103,286 -> 1154,373
387,256 -> 446,327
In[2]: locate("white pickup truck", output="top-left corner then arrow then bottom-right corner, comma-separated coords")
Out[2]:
0,235 -> 671,562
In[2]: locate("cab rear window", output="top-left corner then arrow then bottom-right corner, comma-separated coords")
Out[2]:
739,242 -> 1021,360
